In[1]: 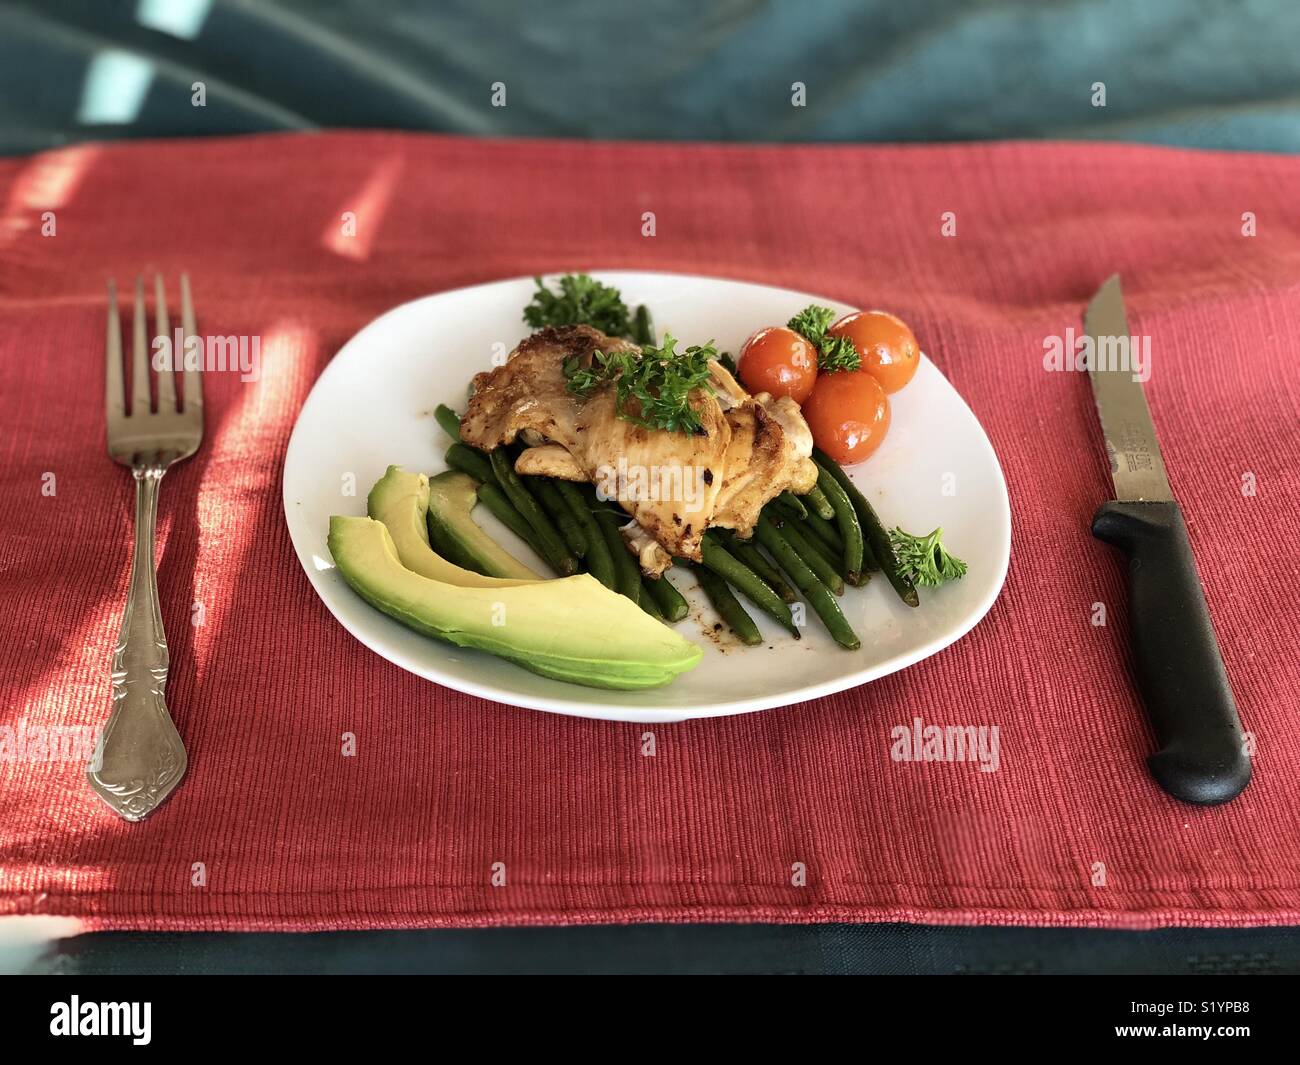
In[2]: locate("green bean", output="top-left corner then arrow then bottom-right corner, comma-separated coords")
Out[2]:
699,537 -> 798,637
813,447 -> 917,607
434,404 -> 462,441
489,449 -> 576,575
693,565 -> 762,646
776,491 -> 807,520
555,481 -> 616,590
445,442 -> 496,485
577,482 -> 633,528
632,304 -> 655,346
588,498 -> 626,521
769,510 -> 844,595
712,529 -> 796,603
637,581 -> 666,621
523,475 -> 587,558
641,572 -> 689,622
804,484 -> 835,520
815,461 -> 865,583
804,525 -> 854,585
756,515 -> 860,650
795,511 -> 870,586
770,497 -> 800,522
802,508 -> 844,554
508,440 -> 585,557
596,510 -> 643,603
477,484 -> 550,567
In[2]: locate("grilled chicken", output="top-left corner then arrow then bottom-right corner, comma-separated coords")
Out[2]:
513,443 -> 585,480
461,324 -> 816,574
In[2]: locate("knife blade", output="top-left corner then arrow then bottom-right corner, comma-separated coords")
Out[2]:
1084,276 -> 1173,503
1084,275 -> 1250,805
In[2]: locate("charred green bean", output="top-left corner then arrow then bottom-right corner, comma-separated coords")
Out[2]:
642,572 -> 689,622
815,461 -> 864,583
490,448 -> 576,574
693,565 -> 762,646
769,510 -> 844,595
756,515 -> 860,649
699,536 -> 798,637
434,404 -> 462,441
555,480 -> 615,589
715,530 -> 797,603
804,483 -> 835,520
596,510 -> 643,603
813,447 -> 917,607
445,442 -> 495,486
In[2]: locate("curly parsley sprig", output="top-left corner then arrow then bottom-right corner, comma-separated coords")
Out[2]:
787,303 -> 861,373
564,332 -> 717,435
524,274 -> 654,344
787,305 -> 836,341
888,527 -> 967,587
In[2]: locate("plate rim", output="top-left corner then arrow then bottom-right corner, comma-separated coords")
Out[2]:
282,270 -> 1012,721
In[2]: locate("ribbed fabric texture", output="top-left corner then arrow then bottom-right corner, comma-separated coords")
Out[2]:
1,133 -> 1298,930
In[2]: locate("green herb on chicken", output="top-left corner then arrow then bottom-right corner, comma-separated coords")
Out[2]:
563,332 -> 718,435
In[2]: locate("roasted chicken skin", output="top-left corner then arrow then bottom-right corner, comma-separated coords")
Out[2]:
460,325 -> 816,573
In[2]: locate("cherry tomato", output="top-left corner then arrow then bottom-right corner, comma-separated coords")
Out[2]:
738,326 -> 818,403
802,371 -> 890,465
828,310 -> 920,394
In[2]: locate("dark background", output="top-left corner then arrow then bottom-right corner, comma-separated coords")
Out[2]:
3,0 -> 1299,156
5,0 -> 1298,974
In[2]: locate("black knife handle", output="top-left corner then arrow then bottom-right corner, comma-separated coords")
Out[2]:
1091,500 -> 1250,806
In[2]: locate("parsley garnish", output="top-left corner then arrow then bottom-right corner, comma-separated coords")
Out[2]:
817,334 -> 860,373
523,273 -> 653,342
564,332 -> 717,435
787,305 -> 836,341
888,527 -> 968,587
786,303 -> 861,373
562,352 -> 613,398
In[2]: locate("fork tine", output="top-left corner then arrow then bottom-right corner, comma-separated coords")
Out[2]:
153,274 -> 178,413
180,273 -> 203,418
105,279 -> 125,423
131,275 -> 151,417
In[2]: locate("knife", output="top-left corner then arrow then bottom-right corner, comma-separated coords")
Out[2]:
1084,275 -> 1250,806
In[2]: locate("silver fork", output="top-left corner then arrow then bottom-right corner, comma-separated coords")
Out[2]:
88,274 -> 203,821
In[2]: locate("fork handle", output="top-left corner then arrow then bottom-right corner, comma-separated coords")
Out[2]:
87,465 -> 188,821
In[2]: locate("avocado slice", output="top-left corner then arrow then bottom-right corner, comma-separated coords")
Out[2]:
425,470 -> 541,581
328,516 -> 702,689
367,466 -> 538,585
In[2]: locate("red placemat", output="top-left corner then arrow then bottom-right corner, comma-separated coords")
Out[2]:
1,132 -> 1298,931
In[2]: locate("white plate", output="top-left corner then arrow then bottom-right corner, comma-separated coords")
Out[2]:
283,272 -> 1010,722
